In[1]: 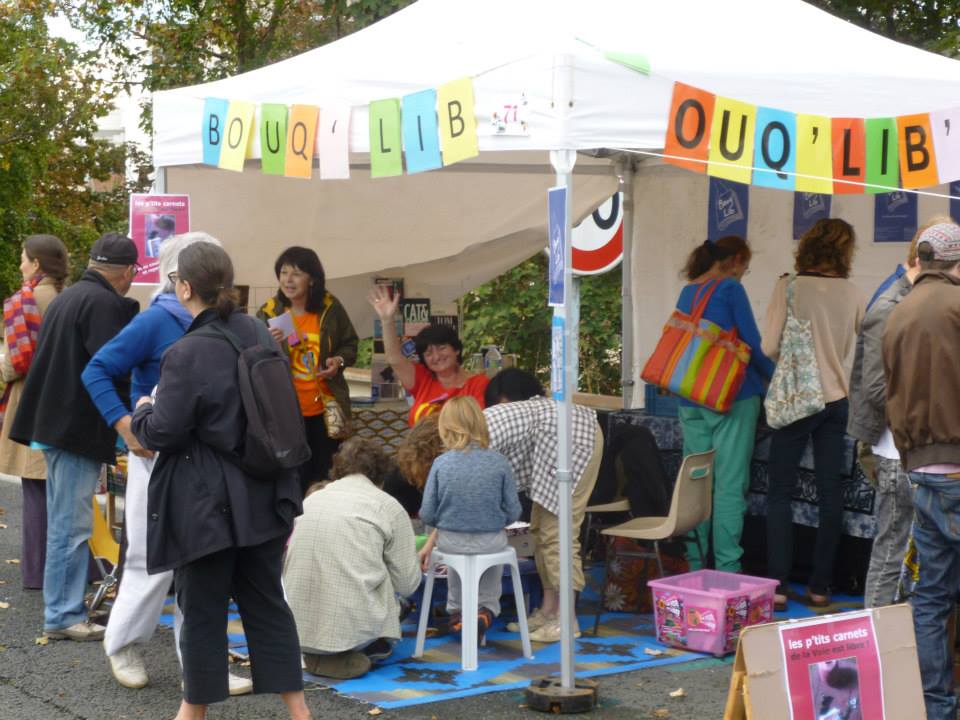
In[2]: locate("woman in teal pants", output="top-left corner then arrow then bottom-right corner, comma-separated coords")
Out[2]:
673,236 -> 774,572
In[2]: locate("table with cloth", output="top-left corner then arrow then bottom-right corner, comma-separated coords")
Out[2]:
605,410 -> 876,591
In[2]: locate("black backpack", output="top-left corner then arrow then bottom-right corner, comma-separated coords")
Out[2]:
195,319 -> 311,477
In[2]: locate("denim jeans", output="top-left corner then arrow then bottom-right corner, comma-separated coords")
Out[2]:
41,448 -> 102,631
908,471 -> 960,720
863,458 -> 913,608
766,398 -> 848,595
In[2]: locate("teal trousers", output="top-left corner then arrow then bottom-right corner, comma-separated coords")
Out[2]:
678,395 -> 760,573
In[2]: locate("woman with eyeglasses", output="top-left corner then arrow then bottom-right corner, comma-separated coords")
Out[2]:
131,242 -> 307,720
257,247 -> 358,496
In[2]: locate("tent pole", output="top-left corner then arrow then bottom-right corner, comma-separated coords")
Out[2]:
619,159 -> 635,409
550,146 -> 577,691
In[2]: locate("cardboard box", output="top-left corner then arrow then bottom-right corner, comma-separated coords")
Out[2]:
506,522 -> 536,557
724,604 -> 924,720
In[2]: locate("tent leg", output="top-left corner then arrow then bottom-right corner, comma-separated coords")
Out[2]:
619,159 -> 636,409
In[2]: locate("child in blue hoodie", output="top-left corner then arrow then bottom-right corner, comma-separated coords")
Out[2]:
419,396 -> 521,637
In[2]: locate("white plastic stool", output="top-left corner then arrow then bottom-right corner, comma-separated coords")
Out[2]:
414,546 -> 534,671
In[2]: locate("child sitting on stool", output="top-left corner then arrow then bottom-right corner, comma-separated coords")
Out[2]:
418,396 -> 521,639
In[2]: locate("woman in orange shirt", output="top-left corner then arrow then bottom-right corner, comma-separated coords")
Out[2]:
368,285 -> 488,426
258,247 -> 358,495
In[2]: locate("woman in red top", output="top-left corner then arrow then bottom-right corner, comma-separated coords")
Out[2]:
369,286 -> 488,425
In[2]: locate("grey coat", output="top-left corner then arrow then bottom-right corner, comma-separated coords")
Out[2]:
846,273 -> 912,445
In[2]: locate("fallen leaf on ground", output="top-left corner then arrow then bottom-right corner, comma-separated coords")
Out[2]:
643,648 -> 665,657
0,601 -> 9,609
652,710 -> 670,718
368,709 -> 382,716
5,559 -> 19,565
35,636 -> 48,646
0,581 -> 6,585
669,688 -> 686,698
0,523 -> 7,529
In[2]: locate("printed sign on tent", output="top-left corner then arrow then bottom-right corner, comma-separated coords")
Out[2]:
832,118 -> 866,194
708,178 -> 749,241
260,104 -> 288,175
572,192 -> 623,275
708,97 -> 756,184
548,186 -> 567,307
664,82 -> 715,173
369,99 -> 403,178
753,107 -> 796,191
402,90 -> 442,174
218,100 -> 255,172
793,193 -> 831,240
931,108 -> 960,185
201,98 -> 230,166
129,193 -> 190,285
438,77 -> 479,166
865,118 -> 900,193
318,105 -> 351,180
285,105 -> 319,179
874,191 -> 918,242
778,610 -> 885,720
897,113 -> 939,189
551,316 -> 565,401
795,114 -> 833,194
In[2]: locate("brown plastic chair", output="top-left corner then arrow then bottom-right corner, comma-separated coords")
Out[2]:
592,449 -> 715,634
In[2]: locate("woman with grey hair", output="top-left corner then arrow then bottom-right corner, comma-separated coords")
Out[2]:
81,232 -> 251,694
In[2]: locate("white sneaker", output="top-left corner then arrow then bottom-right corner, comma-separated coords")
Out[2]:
506,608 -> 550,633
106,643 -> 148,689
44,621 -> 106,642
228,672 -> 253,696
529,619 -> 581,644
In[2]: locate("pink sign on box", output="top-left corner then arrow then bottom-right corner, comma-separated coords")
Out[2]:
130,193 -> 190,285
779,610 -> 884,720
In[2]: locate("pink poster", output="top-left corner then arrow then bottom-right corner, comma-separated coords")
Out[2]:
129,194 -> 190,285
779,611 -> 885,720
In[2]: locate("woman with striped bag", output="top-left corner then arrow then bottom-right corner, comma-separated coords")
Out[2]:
643,236 -> 773,573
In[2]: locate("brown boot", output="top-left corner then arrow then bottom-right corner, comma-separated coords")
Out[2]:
303,651 -> 372,679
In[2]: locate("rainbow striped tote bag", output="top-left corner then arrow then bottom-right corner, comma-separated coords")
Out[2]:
641,279 -> 751,413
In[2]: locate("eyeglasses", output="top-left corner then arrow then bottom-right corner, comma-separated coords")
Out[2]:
132,264 -> 143,277
167,271 -> 179,285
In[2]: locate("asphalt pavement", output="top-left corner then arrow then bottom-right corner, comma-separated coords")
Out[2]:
0,477 -> 732,719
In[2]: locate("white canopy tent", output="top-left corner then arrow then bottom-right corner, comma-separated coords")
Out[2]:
152,0 -> 960,690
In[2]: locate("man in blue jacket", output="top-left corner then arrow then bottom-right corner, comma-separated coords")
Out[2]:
10,233 -> 140,642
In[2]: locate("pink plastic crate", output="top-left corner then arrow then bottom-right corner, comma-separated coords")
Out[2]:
648,569 -> 777,656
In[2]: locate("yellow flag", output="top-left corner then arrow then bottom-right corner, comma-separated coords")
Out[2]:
217,101 -> 256,172
707,97 -> 756,184
437,78 -> 479,166
795,114 -> 833,193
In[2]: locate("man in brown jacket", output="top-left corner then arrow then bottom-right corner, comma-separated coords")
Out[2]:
882,220 -> 960,720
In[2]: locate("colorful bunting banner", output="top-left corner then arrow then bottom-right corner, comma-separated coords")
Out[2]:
402,90 -> 442,174
201,98 -> 230,167
218,101 -> 255,172
285,105 -> 319,179
662,80 -> 960,195
438,77 -> 479,166
318,106 -> 351,180
260,104 -> 288,176
369,99 -> 403,178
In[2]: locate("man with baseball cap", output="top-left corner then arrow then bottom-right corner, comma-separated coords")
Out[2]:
10,232 -> 140,641
882,220 -> 960,720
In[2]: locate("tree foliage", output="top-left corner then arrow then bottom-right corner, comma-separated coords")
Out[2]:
0,2 -> 145,299
808,0 -> 960,54
460,254 -> 623,396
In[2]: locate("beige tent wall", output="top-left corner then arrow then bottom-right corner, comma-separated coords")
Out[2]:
142,154 -> 617,334
628,161 -> 949,407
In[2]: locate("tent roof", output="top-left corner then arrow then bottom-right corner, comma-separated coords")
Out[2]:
154,0 -> 960,167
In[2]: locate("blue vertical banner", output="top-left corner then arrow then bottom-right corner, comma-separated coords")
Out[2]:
551,316 -> 565,401
707,178 -> 749,240
792,192 -> 832,240
548,186 -> 566,307
874,191 -> 918,242
951,181 -> 960,222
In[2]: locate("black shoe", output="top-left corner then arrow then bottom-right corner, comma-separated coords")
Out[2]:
363,638 -> 394,662
398,596 -> 413,622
